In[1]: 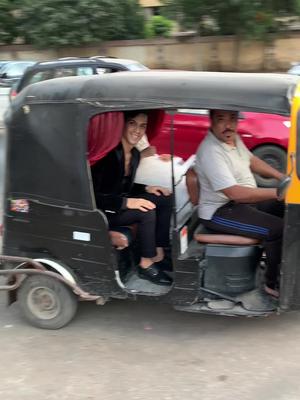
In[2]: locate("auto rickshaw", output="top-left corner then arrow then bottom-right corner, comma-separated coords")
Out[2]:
1,71 -> 299,329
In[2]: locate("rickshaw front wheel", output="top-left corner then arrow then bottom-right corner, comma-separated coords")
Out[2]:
18,275 -> 78,329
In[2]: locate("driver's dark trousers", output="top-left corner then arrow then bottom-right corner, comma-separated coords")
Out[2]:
200,200 -> 284,289
107,193 -> 172,259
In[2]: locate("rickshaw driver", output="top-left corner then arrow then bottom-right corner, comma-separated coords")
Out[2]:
195,109 -> 285,298
91,111 -> 173,286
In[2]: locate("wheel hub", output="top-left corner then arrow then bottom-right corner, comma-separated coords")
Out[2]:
27,287 -> 61,320
263,155 -> 282,172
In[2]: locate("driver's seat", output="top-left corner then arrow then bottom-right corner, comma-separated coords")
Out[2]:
186,167 -> 260,246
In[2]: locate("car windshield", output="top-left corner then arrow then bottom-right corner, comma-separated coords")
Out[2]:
0,61 -> 9,71
2,62 -> 35,76
287,65 -> 300,75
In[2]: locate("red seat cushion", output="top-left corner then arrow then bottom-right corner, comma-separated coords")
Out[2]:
194,232 -> 260,245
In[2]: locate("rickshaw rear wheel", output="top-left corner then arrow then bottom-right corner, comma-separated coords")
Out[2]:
18,275 -> 78,329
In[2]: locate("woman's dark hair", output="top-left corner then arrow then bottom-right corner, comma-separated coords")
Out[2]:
124,110 -> 149,122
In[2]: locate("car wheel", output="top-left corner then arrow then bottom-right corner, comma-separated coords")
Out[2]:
18,275 -> 78,329
252,145 -> 287,188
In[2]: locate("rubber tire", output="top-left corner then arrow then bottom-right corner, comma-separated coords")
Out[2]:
252,145 -> 287,188
18,275 -> 78,329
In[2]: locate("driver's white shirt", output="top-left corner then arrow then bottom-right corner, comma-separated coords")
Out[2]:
195,131 -> 257,220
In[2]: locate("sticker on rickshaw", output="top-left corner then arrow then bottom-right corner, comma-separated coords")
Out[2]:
10,199 -> 29,213
73,231 -> 91,242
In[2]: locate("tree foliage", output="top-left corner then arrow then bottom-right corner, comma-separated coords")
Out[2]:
144,15 -> 173,38
0,0 -> 18,44
163,0 -> 300,38
16,0 -> 145,47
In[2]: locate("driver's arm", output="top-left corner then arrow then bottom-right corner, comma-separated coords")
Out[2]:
250,155 -> 285,180
222,185 -> 278,203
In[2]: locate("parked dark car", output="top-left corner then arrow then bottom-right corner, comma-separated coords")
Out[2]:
0,61 -> 36,87
9,56 -> 149,100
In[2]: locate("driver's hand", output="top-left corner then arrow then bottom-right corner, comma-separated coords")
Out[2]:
278,173 -> 288,181
146,186 -> 171,196
126,198 -> 156,212
277,176 -> 292,201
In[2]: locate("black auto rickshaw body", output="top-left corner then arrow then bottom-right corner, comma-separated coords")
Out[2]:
2,71 -> 300,329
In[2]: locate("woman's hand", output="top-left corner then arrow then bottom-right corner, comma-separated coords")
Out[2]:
158,154 -> 171,162
146,186 -> 171,196
126,198 -> 156,212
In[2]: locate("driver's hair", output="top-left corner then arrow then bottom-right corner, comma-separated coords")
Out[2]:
209,109 -> 239,120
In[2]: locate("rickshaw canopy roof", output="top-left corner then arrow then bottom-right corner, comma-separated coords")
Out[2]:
20,70 -> 299,116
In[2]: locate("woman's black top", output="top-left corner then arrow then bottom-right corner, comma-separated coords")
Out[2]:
91,142 -> 146,213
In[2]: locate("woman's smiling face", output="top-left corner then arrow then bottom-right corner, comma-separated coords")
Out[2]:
122,113 -> 148,147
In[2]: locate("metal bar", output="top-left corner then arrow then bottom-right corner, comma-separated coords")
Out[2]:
0,255 -> 46,270
169,109 -> 177,229
0,266 -> 102,302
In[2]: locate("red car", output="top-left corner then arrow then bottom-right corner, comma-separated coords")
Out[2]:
151,109 -> 290,187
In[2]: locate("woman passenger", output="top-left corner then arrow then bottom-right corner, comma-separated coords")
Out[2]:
91,111 -> 173,286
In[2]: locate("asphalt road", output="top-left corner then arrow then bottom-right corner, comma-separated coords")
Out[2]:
1,294 -> 300,400
1,88 -> 300,400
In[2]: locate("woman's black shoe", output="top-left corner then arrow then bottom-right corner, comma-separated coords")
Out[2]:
155,259 -> 173,272
137,264 -> 173,286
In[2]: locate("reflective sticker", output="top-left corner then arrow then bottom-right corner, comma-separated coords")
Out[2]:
22,105 -> 30,114
73,231 -> 91,241
180,225 -> 188,254
10,199 -> 29,213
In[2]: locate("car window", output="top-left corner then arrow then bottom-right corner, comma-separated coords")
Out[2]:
96,67 -> 112,74
27,66 -> 94,84
28,70 -> 54,84
0,61 -> 9,71
123,63 -> 148,71
53,67 -> 77,78
288,65 -> 300,75
77,67 -> 94,76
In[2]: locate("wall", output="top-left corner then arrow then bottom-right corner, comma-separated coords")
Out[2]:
1,33 -> 300,72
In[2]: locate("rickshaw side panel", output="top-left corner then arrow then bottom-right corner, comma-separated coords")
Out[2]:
2,202 -> 125,297
5,102 -> 92,209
